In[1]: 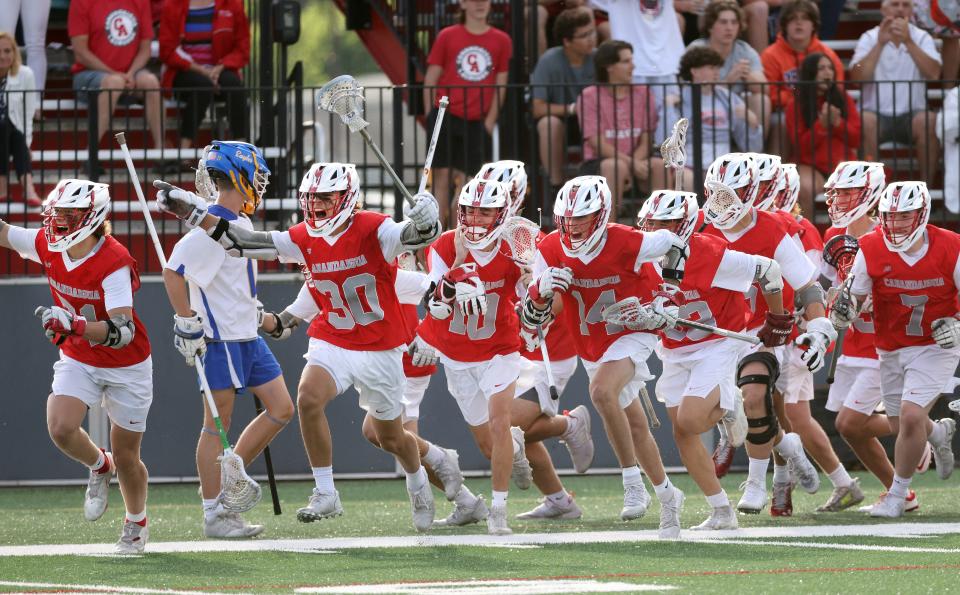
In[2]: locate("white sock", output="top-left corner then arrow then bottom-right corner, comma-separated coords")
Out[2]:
405,466 -> 428,492
827,465 -> 853,488
126,509 -> 146,524
492,490 -> 508,507
202,498 -> 222,520
622,465 -> 643,486
312,466 -> 335,493
772,463 -> 790,484
454,485 -> 477,507
89,450 -> 106,471
560,415 -> 575,440
928,419 -> 947,446
546,490 -> 569,505
889,474 -> 911,499
652,478 -> 674,502
706,492 -> 729,508
422,443 -> 446,468
774,433 -> 800,459
748,457 -> 770,484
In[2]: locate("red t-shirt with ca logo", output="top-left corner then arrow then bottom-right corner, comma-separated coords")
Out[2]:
68,0 -> 153,74
427,24 -> 512,121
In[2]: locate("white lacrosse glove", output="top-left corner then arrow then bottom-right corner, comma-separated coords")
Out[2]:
932,316 -> 960,350
173,312 -> 206,366
519,325 -> 541,352
434,263 -> 487,317
794,317 -> 838,372
531,267 -> 573,303
264,309 -> 300,340
650,287 -> 683,330
408,335 -> 439,367
154,180 -> 208,228
39,305 -> 87,346
256,300 -> 265,327
828,290 -> 860,330
456,276 -> 487,317
407,191 -> 440,235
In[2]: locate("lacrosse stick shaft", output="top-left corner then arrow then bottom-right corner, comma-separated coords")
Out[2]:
253,396 -> 282,515
639,386 -> 661,429
418,96 -> 448,195
196,355 -> 232,450
536,326 -> 560,401
358,128 -> 416,206
675,318 -> 761,345
826,331 -> 845,384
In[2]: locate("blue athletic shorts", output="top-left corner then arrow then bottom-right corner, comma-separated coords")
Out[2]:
201,337 -> 282,393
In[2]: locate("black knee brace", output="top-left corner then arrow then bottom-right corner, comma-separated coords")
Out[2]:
737,351 -> 780,445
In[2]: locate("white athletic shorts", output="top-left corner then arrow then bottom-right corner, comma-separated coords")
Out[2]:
515,356 -> 579,417
878,344 -> 960,417
304,338 -> 405,421
778,344 -> 814,404
825,356 -> 882,415
401,375 -> 432,423
51,354 -> 153,433
582,333 -> 656,409
656,338 -> 742,411
444,352 -> 523,426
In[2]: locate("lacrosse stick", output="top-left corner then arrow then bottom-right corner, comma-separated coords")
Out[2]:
253,395 -> 282,515
639,386 -> 661,429
949,398 -> 960,416
419,96 -> 448,195
822,234 -> 860,385
602,297 -> 761,345
318,75 -> 415,206
115,132 -> 262,513
502,216 -> 560,401
660,118 -> 689,191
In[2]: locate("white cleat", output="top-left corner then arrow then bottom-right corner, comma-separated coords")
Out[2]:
721,389 -> 748,448
510,427 -> 533,490
932,418 -> 956,480
691,505 -> 739,530
432,448 -> 465,501
779,433 -> 820,494
859,489 -> 919,513
84,452 -> 114,522
115,520 -> 149,555
434,495 -> 489,527
737,479 -> 768,514
203,511 -> 265,538
620,482 -> 651,521
561,406 -> 595,474
816,478 -> 865,513
869,493 -> 906,518
408,482 -> 436,532
487,503 -> 513,535
516,494 -> 583,520
296,489 -> 343,523
658,487 -> 685,540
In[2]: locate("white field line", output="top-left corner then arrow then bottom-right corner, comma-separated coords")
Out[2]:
295,579 -> 676,594
0,581 -> 235,595
1,522 -> 959,558
712,538 -> 960,554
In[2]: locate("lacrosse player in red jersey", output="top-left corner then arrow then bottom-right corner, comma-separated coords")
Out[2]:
700,153 -> 835,516
832,181 -> 958,518
526,175 -> 688,539
626,189 -> 788,530
0,180 -> 152,554
474,161 -> 595,521
157,161 -> 442,532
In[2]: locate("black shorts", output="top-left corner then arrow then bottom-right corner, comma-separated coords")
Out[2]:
428,110 -> 491,175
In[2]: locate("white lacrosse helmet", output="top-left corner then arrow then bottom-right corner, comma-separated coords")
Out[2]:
703,153 -> 760,229
457,177 -> 510,250
298,162 -> 361,237
824,161 -> 885,229
637,190 -> 699,243
553,175 -> 612,257
475,160 -> 528,217
751,153 -> 783,212
878,181 -> 930,252
42,179 -> 111,252
774,163 -> 800,213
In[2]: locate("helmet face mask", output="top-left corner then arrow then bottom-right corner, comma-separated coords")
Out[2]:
201,141 -> 271,216
457,178 -> 509,250
774,163 -> 800,212
298,163 -> 360,237
824,161 -> 885,228
553,176 -> 611,257
475,160 -> 528,217
637,189 -> 698,242
42,179 -> 111,252
878,181 -> 930,252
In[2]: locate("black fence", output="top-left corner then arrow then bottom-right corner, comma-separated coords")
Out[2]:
0,78 -> 957,276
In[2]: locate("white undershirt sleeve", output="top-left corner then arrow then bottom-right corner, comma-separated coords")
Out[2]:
711,249 -> 759,293
377,218 -> 406,263
952,253 -> 960,293
102,266 -> 134,312
271,230 -> 305,264
805,248 -> 823,274
428,249 -> 451,286
532,252 -> 549,278
634,229 -> 675,271
773,235 -> 818,289
849,251 -> 872,295
285,283 -> 320,322
5,226 -> 40,263
395,269 -> 431,305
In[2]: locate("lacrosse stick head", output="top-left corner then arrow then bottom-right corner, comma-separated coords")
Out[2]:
218,451 -> 262,513
600,296 -> 643,330
824,161 -> 885,228
500,216 -> 541,266
637,189 -> 699,243
823,233 -> 859,280
194,144 -> 218,201
660,118 -> 689,170
703,153 -> 759,229
457,178 -> 510,250
317,75 -> 369,133
476,160 -> 528,217
42,179 -> 111,252
878,181 -> 930,253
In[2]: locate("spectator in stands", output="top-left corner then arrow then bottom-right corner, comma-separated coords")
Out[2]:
665,46 -> 763,188
0,0 -> 50,93
914,0 -> 960,87
737,0 -> 772,53
937,85 -> 958,212
576,40 -> 663,214
785,52 -> 860,216
423,0 -> 512,225
851,0 -> 941,181
530,6 -> 596,194
761,0 -> 844,157
0,31 -> 40,206
159,0 -> 251,152
69,0 -> 175,170
688,1 -> 771,134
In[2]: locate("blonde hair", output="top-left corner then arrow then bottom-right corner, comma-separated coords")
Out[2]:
0,32 -> 21,76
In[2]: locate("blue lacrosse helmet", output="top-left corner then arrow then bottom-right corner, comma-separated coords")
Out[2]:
201,141 -> 271,215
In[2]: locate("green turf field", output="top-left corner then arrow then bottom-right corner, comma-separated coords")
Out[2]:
1,471 -> 959,593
